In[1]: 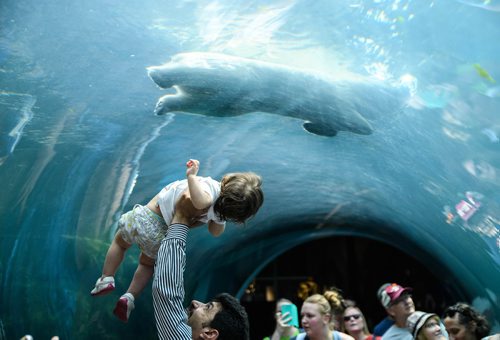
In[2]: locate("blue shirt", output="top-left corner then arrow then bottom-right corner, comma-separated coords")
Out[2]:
373,317 -> 394,337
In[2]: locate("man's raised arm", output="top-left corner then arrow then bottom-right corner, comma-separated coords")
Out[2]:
152,194 -> 202,340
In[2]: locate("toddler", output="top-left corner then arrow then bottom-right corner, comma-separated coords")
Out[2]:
90,159 -> 263,322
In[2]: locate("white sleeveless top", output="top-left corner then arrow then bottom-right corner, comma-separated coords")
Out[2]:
156,177 -> 225,225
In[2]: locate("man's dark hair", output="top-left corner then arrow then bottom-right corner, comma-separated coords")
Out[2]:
209,293 -> 250,340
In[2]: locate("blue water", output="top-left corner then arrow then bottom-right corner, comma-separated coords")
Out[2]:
1,0 -> 499,339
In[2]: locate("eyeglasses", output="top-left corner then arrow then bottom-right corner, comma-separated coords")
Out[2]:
344,314 -> 361,321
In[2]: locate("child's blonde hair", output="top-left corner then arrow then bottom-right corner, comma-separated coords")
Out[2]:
214,172 -> 263,224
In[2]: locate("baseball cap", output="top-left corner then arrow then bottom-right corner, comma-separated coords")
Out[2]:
377,283 -> 391,301
379,283 -> 413,308
406,311 -> 438,337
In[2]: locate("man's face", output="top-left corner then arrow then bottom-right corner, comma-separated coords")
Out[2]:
187,300 -> 222,339
388,293 -> 415,323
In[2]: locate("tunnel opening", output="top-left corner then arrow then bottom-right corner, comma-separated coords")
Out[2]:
240,235 -> 466,340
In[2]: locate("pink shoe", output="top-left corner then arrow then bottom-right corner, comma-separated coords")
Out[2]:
90,276 -> 115,296
113,293 -> 135,322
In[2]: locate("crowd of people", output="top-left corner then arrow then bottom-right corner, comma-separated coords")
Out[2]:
17,160 -> 499,340
264,282 -> 499,340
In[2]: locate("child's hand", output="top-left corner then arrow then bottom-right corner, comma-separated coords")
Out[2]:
186,159 -> 200,177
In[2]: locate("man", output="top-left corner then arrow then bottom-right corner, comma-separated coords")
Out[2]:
152,193 -> 250,339
380,283 -> 415,340
373,283 -> 395,337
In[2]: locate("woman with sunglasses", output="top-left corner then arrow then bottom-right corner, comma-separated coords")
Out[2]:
342,300 -> 381,340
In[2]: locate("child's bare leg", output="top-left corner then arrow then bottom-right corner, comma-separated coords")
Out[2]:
113,252 -> 153,322
125,252 -> 155,299
101,231 -> 131,277
91,231 -> 131,296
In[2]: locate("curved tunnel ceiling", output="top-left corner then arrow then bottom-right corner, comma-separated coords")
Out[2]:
1,0 -> 499,339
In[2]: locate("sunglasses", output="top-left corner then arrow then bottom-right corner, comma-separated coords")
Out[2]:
344,314 -> 361,321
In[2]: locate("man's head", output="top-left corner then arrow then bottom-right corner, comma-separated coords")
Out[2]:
187,293 -> 250,340
379,283 -> 415,327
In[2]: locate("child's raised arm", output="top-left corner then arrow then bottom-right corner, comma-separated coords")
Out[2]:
186,159 -> 213,210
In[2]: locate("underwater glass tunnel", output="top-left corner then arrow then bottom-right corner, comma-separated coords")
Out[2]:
1,0 -> 499,339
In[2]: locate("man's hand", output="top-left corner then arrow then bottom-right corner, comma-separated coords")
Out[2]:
171,192 -> 205,228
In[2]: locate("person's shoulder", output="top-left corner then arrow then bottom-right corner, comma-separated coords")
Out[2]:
161,179 -> 186,193
333,330 -> 354,340
167,179 -> 185,187
483,335 -> 500,340
374,317 -> 394,334
292,332 -> 307,340
202,176 -> 220,184
201,177 -> 221,195
381,326 -> 412,340
382,325 -> 396,334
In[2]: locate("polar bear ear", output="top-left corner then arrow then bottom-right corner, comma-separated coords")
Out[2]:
302,122 -> 338,137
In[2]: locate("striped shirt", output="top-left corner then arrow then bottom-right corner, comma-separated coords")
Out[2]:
152,223 -> 192,340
